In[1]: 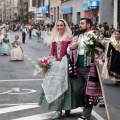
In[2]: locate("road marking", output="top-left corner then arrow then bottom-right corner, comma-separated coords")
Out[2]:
0,104 -> 39,114
0,88 -> 36,95
0,103 -> 104,120
92,110 -> 104,120
12,107 -> 104,120
31,61 -> 36,64
27,57 -> 32,61
0,103 -> 38,106
0,78 -> 43,82
23,54 -> 28,57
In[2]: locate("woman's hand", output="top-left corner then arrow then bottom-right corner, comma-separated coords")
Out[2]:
69,43 -> 78,50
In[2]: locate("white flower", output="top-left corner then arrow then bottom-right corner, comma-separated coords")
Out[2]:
86,41 -> 90,44
86,37 -> 90,41
90,41 -> 93,45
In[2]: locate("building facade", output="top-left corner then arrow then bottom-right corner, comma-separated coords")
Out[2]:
18,0 -> 29,23
0,0 -> 19,22
50,0 -> 61,23
61,0 -> 113,25
113,0 -> 120,29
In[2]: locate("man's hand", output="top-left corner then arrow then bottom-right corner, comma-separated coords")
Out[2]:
94,59 -> 99,66
69,43 -> 78,50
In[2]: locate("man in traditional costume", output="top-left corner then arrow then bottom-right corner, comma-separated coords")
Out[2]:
67,18 -> 104,120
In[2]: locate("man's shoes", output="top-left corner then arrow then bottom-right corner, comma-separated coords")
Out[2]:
78,116 -> 89,120
65,110 -> 71,116
51,111 -> 62,120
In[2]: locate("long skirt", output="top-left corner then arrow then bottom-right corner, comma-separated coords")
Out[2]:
101,61 -> 120,81
0,43 -> 10,55
10,47 -> 24,60
38,77 -> 84,110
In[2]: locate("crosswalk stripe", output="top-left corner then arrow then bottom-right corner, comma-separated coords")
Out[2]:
0,78 -> 43,82
0,105 -> 39,114
12,108 -> 83,120
27,57 -> 32,61
12,107 -> 104,120
31,61 -> 36,64
0,103 -> 38,106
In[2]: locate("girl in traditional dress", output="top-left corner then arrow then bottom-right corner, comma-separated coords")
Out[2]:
38,19 -> 83,120
102,30 -> 120,85
0,33 -> 10,55
10,35 -> 24,61
0,31 -> 4,54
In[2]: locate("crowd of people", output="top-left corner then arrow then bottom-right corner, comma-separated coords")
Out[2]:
0,18 -> 120,120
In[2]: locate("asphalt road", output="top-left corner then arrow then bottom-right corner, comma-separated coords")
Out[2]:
0,31 -> 119,120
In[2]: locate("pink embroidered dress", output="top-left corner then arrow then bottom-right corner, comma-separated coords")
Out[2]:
10,39 -> 24,60
39,34 -> 84,110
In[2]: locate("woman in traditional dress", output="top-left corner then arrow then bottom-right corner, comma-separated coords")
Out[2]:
0,31 -> 4,54
0,33 -> 10,55
10,35 -> 24,61
38,19 -> 83,120
102,30 -> 120,85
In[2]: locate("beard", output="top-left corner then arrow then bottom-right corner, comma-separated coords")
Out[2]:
79,27 -> 87,33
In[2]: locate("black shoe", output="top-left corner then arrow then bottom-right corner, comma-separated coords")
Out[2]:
115,81 -> 120,86
65,110 -> 71,116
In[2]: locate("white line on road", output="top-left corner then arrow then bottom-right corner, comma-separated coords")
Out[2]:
12,107 -> 105,120
0,105 -> 39,114
0,88 -> 37,95
0,103 -> 38,106
0,78 -> 43,82
27,57 -> 32,61
0,103 -> 104,120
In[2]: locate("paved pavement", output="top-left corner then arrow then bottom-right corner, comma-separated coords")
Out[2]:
0,79 -> 105,120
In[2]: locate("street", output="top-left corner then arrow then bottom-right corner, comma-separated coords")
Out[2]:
0,32 -> 120,120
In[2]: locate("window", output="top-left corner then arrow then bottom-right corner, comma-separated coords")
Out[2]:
32,0 -> 36,7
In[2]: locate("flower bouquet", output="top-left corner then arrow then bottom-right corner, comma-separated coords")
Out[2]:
11,41 -> 18,48
84,33 -> 99,60
33,57 -> 51,77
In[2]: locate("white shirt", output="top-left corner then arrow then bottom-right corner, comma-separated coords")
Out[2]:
22,28 -> 27,35
78,37 -> 85,55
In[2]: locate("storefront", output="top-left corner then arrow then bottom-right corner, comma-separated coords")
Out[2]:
42,6 -> 49,17
82,0 -> 99,24
61,7 -> 73,23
